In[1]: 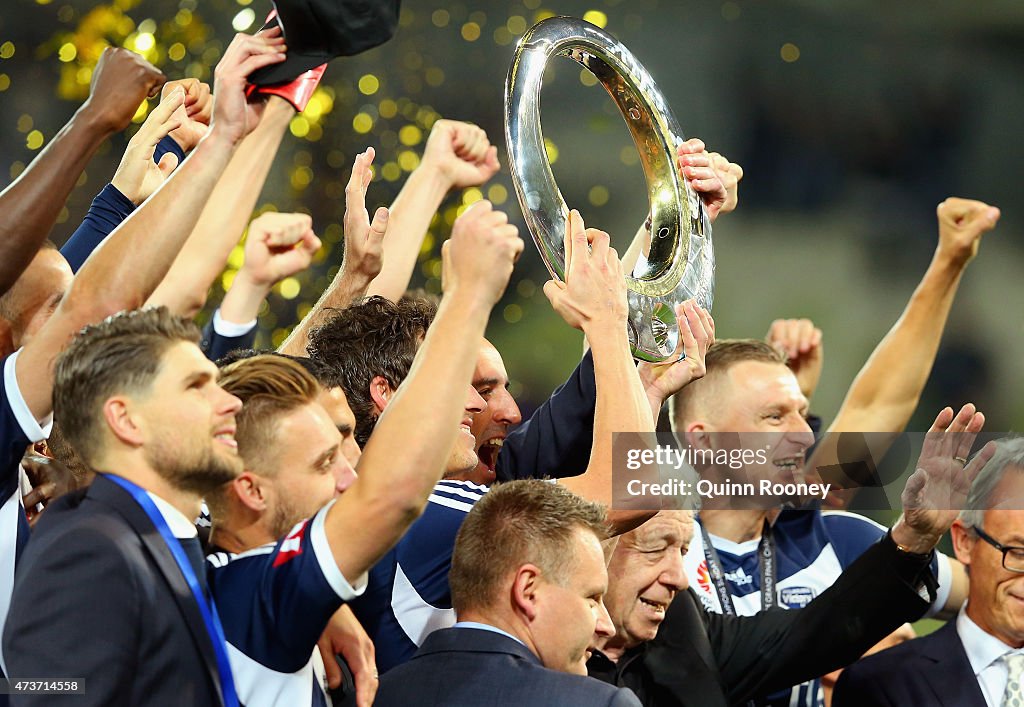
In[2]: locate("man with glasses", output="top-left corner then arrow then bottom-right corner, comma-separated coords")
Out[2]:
834,437 -> 1024,707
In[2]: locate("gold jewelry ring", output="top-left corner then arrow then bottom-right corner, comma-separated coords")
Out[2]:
953,456 -> 968,466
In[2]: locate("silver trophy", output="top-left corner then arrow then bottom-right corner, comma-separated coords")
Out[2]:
504,17 -> 714,362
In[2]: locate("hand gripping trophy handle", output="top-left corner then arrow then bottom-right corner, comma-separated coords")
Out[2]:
504,16 -> 715,362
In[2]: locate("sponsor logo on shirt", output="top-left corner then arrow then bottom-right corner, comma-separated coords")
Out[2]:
696,560 -> 712,595
780,586 -> 816,608
724,566 -> 754,586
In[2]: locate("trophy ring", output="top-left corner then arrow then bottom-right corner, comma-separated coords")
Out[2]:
504,16 -> 714,362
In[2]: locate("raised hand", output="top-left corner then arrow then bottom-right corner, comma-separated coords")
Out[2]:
209,29 -> 287,145
676,138 -> 744,221
766,318 -> 824,401
110,88 -> 185,205
341,147 -> 387,288
162,78 -> 212,152
442,200 -> 522,305
543,210 -> 627,334
239,212 -> 321,288
935,197 -> 1000,267
79,46 -> 165,134
638,300 -> 715,407
421,119 -> 501,189
893,404 -> 994,553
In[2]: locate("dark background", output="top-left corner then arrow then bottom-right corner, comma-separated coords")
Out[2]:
1,0 -> 1022,435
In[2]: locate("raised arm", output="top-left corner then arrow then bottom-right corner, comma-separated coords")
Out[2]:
0,48 -> 164,294
826,198 -> 999,434
16,31 -> 288,420
277,149 -> 386,355
146,94 -> 295,317
324,199 -> 522,580
219,212 -> 321,326
810,199 -> 999,503
552,210 -> 655,506
365,119 -> 499,301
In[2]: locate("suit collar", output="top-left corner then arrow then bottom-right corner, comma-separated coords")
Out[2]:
916,620 -> 988,707
88,475 -> 224,706
417,626 -> 542,666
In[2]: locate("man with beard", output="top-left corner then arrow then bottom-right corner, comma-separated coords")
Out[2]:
4,308 -> 247,706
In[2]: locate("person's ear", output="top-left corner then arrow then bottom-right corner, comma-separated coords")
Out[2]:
369,376 -> 394,414
950,519 -> 976,568
233,472 -> 269,512
685,422 -> 712,451
511,564 -> 543,621
103,396 -> 144,447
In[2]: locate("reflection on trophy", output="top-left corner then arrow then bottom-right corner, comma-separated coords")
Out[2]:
504,16 -> 714,363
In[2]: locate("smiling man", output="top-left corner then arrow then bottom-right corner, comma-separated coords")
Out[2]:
834,438 -> 1024,706
374,480 -> 641,707
588,398 -> 990,706
670,340 -> 962,706
3,308 -> 246,706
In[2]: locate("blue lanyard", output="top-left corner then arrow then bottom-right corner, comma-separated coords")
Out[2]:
106,474 -> 239,707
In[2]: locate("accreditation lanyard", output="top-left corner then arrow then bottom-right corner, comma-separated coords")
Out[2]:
106,474 -> 239,707
699,518 -> 777,617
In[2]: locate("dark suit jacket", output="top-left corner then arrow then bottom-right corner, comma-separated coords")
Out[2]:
3,474 -> 224,707
589,535 -> 938,707
375,626 -> 641,707
833,620 -> 987,707
200,318 -> 257,363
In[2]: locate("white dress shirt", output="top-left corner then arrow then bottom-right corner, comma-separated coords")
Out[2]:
957,603 -> 1024,706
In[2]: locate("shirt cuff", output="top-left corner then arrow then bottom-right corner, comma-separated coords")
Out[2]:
99,183 -> 138,215
3,350 -> 52,443
310,499 -> 368,601
154,135 -> 186,165
212,309 -> 257,338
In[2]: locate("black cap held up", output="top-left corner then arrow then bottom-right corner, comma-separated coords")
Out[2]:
249,0 -> 401,86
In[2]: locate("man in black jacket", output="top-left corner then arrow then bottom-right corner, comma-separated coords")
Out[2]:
587,404 -> 993,706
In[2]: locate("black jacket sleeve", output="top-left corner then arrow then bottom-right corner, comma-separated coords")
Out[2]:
645,533 -> 937,706
495,349 -> 596,481
200,318 -> 257,363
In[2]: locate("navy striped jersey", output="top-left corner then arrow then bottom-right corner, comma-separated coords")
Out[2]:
206,501 -> 367,707
349,480 -> 488,673
0,351 -> 51,687
685,509 -> 952,707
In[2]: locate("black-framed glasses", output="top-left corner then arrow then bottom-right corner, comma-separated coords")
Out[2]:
972,526 -> 1024,573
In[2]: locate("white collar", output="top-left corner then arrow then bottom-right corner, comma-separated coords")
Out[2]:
957,603 -> 1023,675
146,491 -> 198,540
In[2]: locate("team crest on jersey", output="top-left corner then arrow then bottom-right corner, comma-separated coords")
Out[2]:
780,586 -> 815,608
272,519 -> 309,567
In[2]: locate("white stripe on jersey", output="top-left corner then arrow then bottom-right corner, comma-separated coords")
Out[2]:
435,479 -> 488,493
426,493 -> 476,513
431,484 -> 489,502
391,561 -> 455,646
228,641 -> 326,707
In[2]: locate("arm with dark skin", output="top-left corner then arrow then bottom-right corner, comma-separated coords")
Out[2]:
0,48 -> 165,294
15,31 -> 289,420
